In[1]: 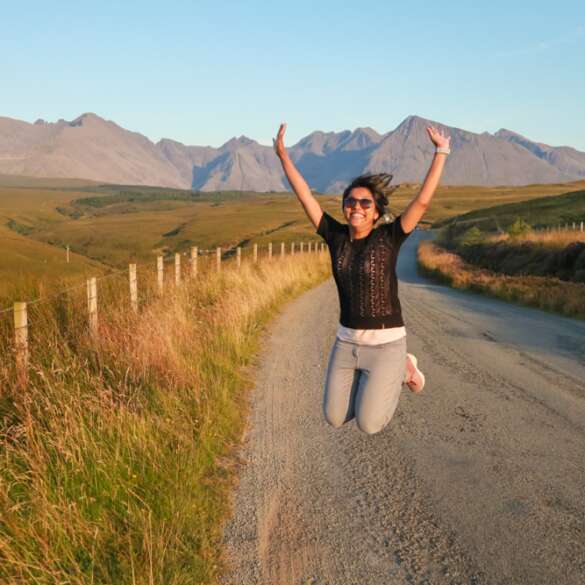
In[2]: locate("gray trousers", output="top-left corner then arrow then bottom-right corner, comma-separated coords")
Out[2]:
323,336 -> 407,435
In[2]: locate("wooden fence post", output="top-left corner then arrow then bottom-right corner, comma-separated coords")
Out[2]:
66,245 -> 70,264
157,256 -> 164,295
291,242 -> 295,256
253,243 -> 258,264
268,242 -> 273,261
129,264 -> 138,313
300,242 -> 304,254
191,247 -> 198,278
308,242 -> 312,253
175,253 -> 181,286
237,246 -> 241,269
581,221 -> 583,232
87,277 -> 98,337
281,242 -> 285,259
14,302 -> 28,383
216,247 -> 221,272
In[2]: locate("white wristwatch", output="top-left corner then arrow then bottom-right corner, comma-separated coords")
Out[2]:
436,147 -> 451,155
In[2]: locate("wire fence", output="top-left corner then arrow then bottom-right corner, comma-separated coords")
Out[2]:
0,240 -> 325,313
535,221 -> 585,232
1,239 -> 328,384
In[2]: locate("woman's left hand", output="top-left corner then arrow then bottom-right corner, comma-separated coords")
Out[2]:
426,125 -> 451,149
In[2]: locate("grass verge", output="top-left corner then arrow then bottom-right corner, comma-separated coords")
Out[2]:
444,231 -> 585,283
417,241 -> 585,320
0,252 -> 330,584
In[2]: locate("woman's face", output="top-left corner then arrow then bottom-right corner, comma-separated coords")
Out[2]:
343,187 -> 379,230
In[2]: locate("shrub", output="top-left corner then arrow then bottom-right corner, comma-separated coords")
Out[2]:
506,218 -> 532,239
456,226 -> 484,248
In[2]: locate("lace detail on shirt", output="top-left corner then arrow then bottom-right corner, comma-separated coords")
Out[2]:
374,243 -> 391,316
317,212 -> 409,328
336,232 -> 393,320
336,244 -> 352,310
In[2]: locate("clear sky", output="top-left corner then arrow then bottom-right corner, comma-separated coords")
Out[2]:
2,0 -> 584,149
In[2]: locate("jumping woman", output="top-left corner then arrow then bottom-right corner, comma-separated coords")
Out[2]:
273,122 -> 451,435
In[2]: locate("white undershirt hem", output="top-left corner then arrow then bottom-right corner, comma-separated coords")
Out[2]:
336,323 -> 406,346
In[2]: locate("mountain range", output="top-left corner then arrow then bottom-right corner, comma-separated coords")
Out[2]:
1,113 -> 584,191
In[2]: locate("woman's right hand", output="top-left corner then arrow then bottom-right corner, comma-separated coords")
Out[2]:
273,122 -> 288,160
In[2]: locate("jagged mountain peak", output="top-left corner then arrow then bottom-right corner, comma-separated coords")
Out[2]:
157,137 -> 183,147
338,127 -> 383,151
494,128 -> 551,152
296,129 -> 349,143
397,114 -> 430,128
220,135 -> 258,150
1,112 -> 584,190
69,112 -> 104,127
353,126 -> 381,138
293,129 -> 351,156
394,115 -> 454,135
495,128 -> 525,139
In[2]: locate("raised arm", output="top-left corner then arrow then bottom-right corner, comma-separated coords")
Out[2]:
273,123 -> 323,229
400,125 -> 451,234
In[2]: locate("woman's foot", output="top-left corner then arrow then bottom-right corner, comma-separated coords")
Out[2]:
404,353 -> 425,393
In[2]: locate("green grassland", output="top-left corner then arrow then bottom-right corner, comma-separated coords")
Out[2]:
429,187 -> 585,285
435,187 -> 585,234
2,173 -> 585,299
389,179 -> 585,225
0,182 -> 109,299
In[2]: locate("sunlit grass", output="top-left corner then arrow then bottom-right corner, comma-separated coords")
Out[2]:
503,229 -> 585,249
0,251 -> 330,584
417,241 -> 585,319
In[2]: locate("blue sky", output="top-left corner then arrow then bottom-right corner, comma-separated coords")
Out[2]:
2,0 -> 584,149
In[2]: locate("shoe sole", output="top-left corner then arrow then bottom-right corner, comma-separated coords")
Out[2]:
406,353 -> 425,393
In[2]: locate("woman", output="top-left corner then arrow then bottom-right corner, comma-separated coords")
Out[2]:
273,122 -> 450,435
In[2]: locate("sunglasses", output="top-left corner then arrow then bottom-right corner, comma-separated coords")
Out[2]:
343,196 -> 375,210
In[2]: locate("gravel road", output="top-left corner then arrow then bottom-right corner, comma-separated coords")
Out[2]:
220,231 -> 585,585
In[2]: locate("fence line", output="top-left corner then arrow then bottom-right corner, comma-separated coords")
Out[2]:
535,221 -> 585,233
1,238 -> 322,314
5,239 -> 327,382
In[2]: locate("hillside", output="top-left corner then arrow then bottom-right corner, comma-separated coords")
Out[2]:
436,186 -> 585,233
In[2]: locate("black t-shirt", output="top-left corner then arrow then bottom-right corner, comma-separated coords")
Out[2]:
316,211 -> 411,329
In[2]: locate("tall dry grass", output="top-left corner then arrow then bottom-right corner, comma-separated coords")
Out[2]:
479,229 -> 585,249
417,241 -> 585,319
504,229 -> 585,249
0,252 -> 330,584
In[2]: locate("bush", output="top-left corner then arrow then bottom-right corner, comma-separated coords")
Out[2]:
506,218 -> 532,239
456,226 -> 484,247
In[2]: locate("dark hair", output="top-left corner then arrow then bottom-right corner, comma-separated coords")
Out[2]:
342,173 -> 398,223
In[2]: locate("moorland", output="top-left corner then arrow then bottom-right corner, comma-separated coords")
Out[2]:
2,173 -> 584,300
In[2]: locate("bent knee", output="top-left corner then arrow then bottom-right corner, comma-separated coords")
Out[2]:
356,416 -> 388,435
323,411 -> 347,429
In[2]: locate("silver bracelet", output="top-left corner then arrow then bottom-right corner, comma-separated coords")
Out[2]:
435,147 -> 451,155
